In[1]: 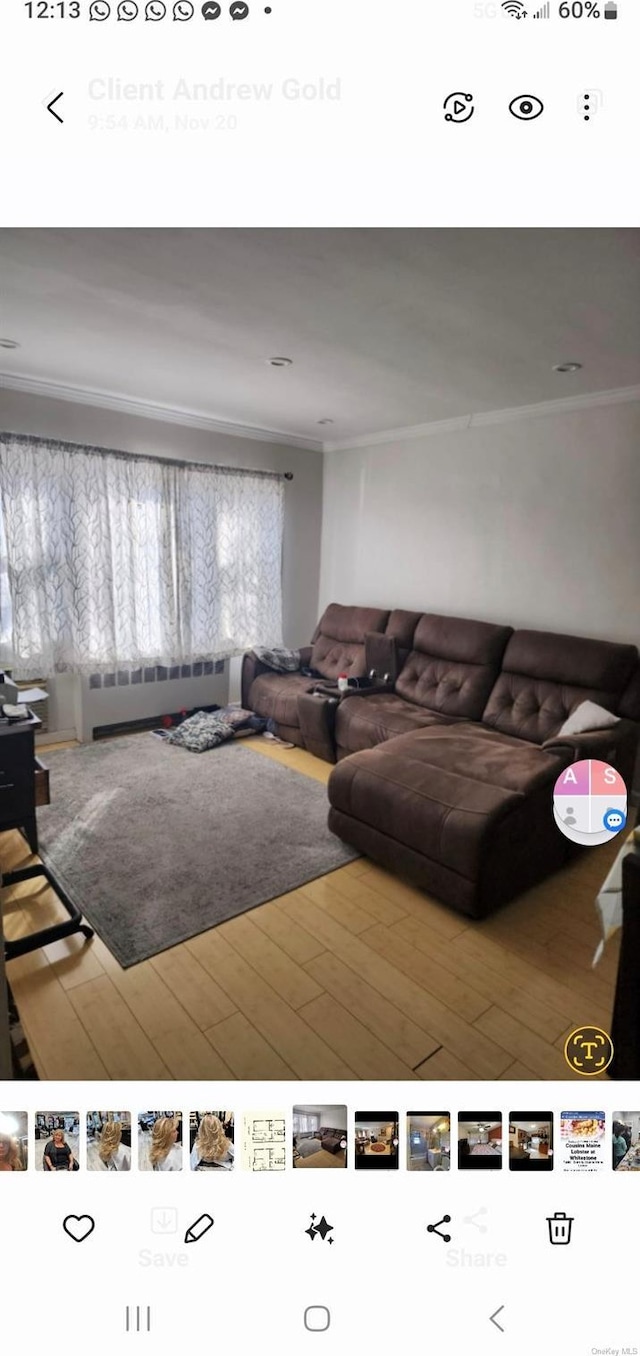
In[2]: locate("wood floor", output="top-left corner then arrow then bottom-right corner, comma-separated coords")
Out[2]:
1,739 -> 622,1082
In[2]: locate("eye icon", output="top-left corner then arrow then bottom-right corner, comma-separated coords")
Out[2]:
509,94 -> 544,121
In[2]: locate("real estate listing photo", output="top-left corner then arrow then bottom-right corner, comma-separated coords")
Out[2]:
293,1104 -> 348,1167
0,227 -> 639,1085
406,1113 -> 450,1171
458,1114 -> 503,1170
355,1113 -> 399,1169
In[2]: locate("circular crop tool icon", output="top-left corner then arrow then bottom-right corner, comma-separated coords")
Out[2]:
553,759 -> 627,846
564,1026 -> 614,1076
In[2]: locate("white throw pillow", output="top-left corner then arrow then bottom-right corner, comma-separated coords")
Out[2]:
557,700 -> 619,738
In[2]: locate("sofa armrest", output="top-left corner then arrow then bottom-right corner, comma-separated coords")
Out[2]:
298,690 -> 339,763
241,644 -> 314,708
543,719 -> 639,786
241,651 -> 269,709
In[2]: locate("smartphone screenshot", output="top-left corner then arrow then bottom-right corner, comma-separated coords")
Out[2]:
1,1 -> 639,1351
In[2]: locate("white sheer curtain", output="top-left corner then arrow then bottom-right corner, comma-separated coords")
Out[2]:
0,431 -> 284,679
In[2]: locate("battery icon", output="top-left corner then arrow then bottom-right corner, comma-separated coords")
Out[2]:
604,2 -> 618,17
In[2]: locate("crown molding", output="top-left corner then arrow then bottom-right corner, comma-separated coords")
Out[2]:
323,385 -> 640,452
0,372 -> 324,454
1,371 -> 638,458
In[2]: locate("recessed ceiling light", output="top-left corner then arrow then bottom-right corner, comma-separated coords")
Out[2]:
268,356 -> 293,368
553,361 -> 582,373
317,418 -> 334,425
0,338 -> 20,350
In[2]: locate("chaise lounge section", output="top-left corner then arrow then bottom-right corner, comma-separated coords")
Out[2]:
243,603 -> 640,918
329,622 -> 640,917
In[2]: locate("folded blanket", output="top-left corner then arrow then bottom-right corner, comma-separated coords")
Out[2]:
166,711 -> 235,753
253,645 -> 301,673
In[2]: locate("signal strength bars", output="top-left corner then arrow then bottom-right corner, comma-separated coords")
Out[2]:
533,1 -> 550,14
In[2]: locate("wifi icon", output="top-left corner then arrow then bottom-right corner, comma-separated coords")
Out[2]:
502,0 -> 528,15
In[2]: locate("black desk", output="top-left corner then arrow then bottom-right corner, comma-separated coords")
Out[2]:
0,714 -> 93,963
0,711 -> 49,852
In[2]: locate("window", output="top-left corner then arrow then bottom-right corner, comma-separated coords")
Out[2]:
0,431 -> 285,678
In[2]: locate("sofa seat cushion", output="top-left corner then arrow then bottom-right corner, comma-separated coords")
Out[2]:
247,670 -> 314,732
328,724 -> 564,888
335,692 -> 458,756
395,613 -> 512,718
310,602 -> 389,680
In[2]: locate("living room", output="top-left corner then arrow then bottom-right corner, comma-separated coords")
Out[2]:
0,228 -> 638,1084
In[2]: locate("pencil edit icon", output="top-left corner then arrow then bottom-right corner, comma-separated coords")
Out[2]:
185,1212 -> 214,1244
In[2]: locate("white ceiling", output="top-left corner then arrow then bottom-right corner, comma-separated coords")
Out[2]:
0,228 -> 638,447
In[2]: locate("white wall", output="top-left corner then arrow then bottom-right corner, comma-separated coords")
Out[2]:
319,400 -> 640,645
0,389 -> 323,736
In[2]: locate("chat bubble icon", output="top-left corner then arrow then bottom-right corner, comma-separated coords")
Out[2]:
173,0 -> 194,13
229,0 -> 249,17
145,0 -> 166,15
117,0 -> 138,16
201,0 -> 221,13
603,807 -> 626,833
89,0 -> 111,16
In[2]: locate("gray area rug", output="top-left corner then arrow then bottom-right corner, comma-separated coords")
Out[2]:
37,737 -> 358,967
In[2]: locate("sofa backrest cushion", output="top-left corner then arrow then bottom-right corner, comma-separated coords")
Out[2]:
395,613 -> 513,718
310,603 -> 389,679
483,629 -> 638,744
620,664 -> 640,723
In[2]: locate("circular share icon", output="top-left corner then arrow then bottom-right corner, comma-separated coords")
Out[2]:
553,759 -> 627,846
564,1026 -> 614,1076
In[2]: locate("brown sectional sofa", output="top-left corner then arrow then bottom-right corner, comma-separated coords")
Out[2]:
243,603 -> 640,919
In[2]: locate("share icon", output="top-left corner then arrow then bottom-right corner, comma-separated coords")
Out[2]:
426,1214 -> 452,1243
464,1206 -> 489,1234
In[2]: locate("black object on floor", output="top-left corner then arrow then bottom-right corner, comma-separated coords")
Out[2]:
8,985 -> 38,1079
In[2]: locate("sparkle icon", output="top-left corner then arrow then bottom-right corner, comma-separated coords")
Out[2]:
305,1213 -> 335,1244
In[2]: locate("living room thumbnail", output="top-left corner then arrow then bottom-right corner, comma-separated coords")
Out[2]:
0,227 -> 639,1085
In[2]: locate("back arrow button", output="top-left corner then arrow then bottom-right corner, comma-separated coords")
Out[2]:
489,1305 -> 505,1333
47,92 -> 64,124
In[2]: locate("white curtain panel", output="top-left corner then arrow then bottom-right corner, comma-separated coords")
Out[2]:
0,432 -> 284,678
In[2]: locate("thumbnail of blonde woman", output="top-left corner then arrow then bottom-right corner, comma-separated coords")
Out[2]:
43,1128 -> 77,1171
98,1121 -> 131,1172
191,1115 -> 234,1171
0,1134 -> 23,1171
149,1116 -> 182,1171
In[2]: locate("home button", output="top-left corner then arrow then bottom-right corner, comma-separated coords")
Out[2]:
304,1306 -> 331,1332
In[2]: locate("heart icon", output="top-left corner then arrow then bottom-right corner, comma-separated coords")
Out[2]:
63,1214 -> 96,1243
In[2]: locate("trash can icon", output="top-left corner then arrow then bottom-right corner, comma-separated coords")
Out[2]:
547,1212 -> 574,1245
604,1 -> 617,17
